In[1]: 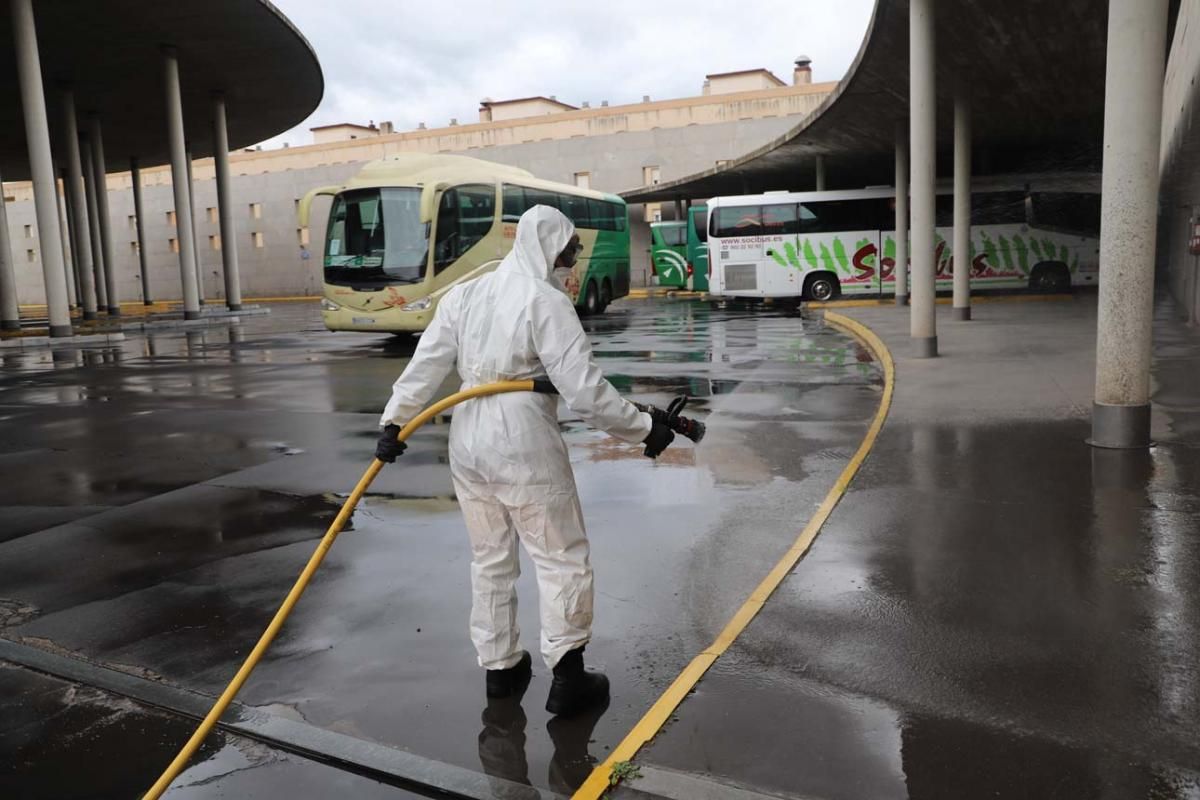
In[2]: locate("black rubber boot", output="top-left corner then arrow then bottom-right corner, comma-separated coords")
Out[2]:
486,651 -> 532,699
545,646 -> 609,717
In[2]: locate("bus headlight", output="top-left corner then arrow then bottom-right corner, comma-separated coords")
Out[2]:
401,296 -> 433,312
320,298 -> 340,312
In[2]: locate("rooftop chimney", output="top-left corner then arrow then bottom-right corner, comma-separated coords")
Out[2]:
642,95 -> 650,103
601,100 -> 609,107
793,56 -> 813,85
380,121 -> 394,134
449,118 -> 458,126
581,101 -> 590,108
418,122 -> 426,129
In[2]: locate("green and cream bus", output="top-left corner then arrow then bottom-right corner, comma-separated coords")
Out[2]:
299,154 -> 631,333
649,221 -> 689,288
705,187 -> 1100,301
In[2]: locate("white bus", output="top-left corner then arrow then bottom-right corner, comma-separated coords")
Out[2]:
705,187 -> 1100,301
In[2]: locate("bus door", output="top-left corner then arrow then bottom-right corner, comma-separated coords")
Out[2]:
687,205 -> 709,292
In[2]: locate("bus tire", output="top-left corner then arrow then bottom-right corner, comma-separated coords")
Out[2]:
1029,262 -> 1071,294
581,280 -> 600,316
599,279 -> 613,312
803,272 -> 840,302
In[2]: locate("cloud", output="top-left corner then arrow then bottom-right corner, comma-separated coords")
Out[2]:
261,0 -> 876,148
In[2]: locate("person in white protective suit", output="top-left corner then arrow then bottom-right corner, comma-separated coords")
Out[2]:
375,205 -> 676,717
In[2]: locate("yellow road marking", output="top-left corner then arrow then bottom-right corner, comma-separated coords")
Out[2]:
572,310 -> 895,798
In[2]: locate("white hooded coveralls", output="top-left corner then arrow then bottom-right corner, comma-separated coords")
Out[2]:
381,205 -> 652,670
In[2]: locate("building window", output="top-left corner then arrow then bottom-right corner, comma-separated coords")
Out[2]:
297,227 -> 310,246
209,234 -> 221,251
169,238 -> 179,254
643,202 -> 662,223
26,248 -> 35,262
574,172 -> 591,189
251,231 -> 264,248
166,210 -> 177,227
23,224 -> 33,238
207,207 -> 218,224
249,203 -> 262,220
643,166 -> 661,186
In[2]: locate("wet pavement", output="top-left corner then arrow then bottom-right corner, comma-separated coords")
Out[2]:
0,299 -> 881,797
620,296 -> 1200,800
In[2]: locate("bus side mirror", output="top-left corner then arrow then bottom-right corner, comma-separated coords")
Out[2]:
298,185 -> 341,228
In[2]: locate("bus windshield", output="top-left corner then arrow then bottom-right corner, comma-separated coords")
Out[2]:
325,188 -> 428,284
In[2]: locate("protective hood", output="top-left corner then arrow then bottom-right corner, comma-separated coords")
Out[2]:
499,204 -> 575,282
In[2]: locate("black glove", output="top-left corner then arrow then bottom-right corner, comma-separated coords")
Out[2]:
375,424 -> 407,463
642,420 -> 675,459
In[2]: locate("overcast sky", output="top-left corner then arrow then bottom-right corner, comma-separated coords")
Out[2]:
261,0 -> 876,149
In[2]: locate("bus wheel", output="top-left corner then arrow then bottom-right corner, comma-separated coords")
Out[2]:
599,279 -> 613,312
804,273 -> 839,302
582,280 -> 600,316
1029,262 -> 1071,293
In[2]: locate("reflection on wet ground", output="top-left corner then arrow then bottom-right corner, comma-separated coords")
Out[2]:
0,299 -> 877,796
629,298 -> 1200,800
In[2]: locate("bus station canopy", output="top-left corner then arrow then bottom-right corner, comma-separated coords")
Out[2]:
622,0 -> 1113,204
0,0 -> 323,180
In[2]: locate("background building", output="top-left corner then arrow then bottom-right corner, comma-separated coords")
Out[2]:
3,63 -> 834,303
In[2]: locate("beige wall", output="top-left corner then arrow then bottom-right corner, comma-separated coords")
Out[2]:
707,71 -> 786,95
484,98 -> 575,122
9,79 -> 832,199
312,125 -> 381,144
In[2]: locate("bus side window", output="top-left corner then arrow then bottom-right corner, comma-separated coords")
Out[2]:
715,206 -> 763,237
560,194 -> 591,229
434,184 -> 495,273
610,201 -> 628,232
762,204 -> 800,234
525,188 -> 558,213
502,184 -> 525,223
586,199 -> 605,230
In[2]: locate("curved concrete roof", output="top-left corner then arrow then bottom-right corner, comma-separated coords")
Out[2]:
0,0 -> 323,180
624,0 -> 1109,204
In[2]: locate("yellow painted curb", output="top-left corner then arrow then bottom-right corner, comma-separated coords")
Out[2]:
572,309 -> 895,799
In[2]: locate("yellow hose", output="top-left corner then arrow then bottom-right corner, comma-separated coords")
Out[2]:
144,380 -> 539,799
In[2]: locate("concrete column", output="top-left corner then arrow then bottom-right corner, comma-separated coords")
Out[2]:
673,195 -> 683,222
0,171 -> 19,330
62,172 -> 82,306
212,94 -> 242,310
12,0 -> 72,336
1091,0 -> 1169,449
80,138 -> 108,311
952,88 -> 972,320
88,116 -> 119,316
59,89 -> 97,320
130,157 -> 151,304
815,155 -> 827,191
163,48 -> 201,319
909,0 -> 937,357
185,148 -> 204,305
894,123 -> 909,304
55,174 -> 76,309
